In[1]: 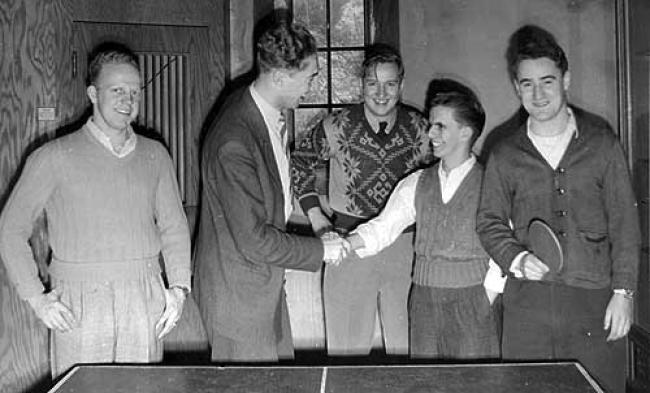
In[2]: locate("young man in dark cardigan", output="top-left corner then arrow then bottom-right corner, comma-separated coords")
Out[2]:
476,25 -> 639,393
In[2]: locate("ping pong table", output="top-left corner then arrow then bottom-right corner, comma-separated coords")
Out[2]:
48,362 -> 604,393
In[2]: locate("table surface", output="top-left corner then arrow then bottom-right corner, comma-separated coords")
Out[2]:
48,362 -> 604,393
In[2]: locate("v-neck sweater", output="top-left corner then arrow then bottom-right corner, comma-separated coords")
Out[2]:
0,126 -> 191,298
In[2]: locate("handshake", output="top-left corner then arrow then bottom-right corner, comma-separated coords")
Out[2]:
320,231 -> 352,266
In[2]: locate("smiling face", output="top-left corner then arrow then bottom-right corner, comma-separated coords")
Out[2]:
514,57 -> 570,126
363,62 -> 403,121
87,63 -> 141,134
428,105 -> 471,165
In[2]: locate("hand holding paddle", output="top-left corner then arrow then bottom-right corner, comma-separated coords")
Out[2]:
527,219 -> 564,279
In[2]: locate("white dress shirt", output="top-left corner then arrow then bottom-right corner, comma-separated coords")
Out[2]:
249,84 -> 293,223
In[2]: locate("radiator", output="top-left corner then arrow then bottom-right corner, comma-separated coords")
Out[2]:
137,53 -> 189,202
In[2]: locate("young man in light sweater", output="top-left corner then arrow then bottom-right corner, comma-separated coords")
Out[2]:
0,43 -> 191,377
345,80 -> 505,358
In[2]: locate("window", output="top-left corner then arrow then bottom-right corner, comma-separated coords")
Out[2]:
291,0 -> 367,144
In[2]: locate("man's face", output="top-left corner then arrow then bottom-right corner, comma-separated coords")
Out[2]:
280,54 -> 319,109
363,62 -> 403,120
428,105 -> 468,161
514,57 -> 570,124
87,63 -> 141,133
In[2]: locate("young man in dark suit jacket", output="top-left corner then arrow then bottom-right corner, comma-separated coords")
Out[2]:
193,17 -> 347,362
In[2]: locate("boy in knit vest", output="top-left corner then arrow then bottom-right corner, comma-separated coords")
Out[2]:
345,79 -> 505,358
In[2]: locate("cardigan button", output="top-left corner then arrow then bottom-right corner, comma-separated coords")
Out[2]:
557,167 -> 566,174
556,210 -> 567,217
558,188 -> 566,195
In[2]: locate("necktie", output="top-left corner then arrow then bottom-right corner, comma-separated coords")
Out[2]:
378,121 -> 388,134
279,113 -> 288,155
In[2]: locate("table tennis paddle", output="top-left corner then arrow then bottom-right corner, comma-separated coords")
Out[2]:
527,219 -> 563,275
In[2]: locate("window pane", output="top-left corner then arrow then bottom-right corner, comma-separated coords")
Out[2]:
293,108 -> 328,144
330,0 -> 364,47
293,0 -> 327,47
332,51 -> 363,104
301,52 -> 328,105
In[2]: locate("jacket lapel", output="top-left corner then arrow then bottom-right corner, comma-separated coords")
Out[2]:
240,89 -> 284,196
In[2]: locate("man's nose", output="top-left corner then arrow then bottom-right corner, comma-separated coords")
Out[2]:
377,84 -> 387,97
533,84 -> 545,100
428,125 -> 438,138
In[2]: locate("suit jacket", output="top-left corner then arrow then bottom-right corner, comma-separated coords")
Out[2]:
193,87 -> 324,349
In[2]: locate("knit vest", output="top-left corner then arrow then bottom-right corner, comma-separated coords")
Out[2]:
413,164 -> 489,287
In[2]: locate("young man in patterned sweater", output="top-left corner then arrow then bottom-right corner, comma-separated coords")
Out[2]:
345,80 -> 505,358
292,43 -> 432,356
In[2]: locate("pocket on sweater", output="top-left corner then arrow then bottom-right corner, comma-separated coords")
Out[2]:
575,230 -> 610,276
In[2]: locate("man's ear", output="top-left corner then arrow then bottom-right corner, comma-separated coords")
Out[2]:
460,125 -> 473,142
513,79 -> 521,98
271,69 -> 286,88
563,70 -> 571,92
87,85 -> 98,104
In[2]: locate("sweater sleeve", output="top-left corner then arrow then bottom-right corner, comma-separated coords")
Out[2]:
603,141 -> 641,290
0,145 -> 58,299
354,171 -> 420,257
292,117 -> 330,214
476,149 -> 528,271
154,148 -> 191,290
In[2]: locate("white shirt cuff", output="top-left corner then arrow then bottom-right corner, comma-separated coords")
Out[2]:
509,251 -> 529,279
483,258 -> 507,293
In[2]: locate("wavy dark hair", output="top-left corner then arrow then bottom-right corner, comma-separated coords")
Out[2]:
506,24 -> 568,81
430,86 -> 485,145
256,18 -> 317,73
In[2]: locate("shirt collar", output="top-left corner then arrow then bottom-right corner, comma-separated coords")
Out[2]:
525,106 -> 578,139
439,154 -> 476,180
86,118 -> 136,158
364,106 -> 396,134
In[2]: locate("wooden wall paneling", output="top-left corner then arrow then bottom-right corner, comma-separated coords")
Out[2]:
0,0 -> 77,391
0,0 -> 227,386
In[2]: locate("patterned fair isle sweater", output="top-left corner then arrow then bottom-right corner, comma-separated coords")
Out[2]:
0,126 -> 191,299
292,103 -> 432,223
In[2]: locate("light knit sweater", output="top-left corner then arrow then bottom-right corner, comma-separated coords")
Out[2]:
0,125 -> 191,299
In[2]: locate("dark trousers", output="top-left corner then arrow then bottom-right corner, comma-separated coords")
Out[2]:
409,283 -> 500,359
502,280 -> 625,393
210,291 -> 294,362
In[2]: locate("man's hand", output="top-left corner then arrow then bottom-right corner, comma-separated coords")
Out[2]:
307,207 -> 333,237
345,233 -> 365,254
26,289 -> 77,332
155,286 -> 187,339
520,253 -> 550,280
604,292 -> 633,341
321,231 -> 348,266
